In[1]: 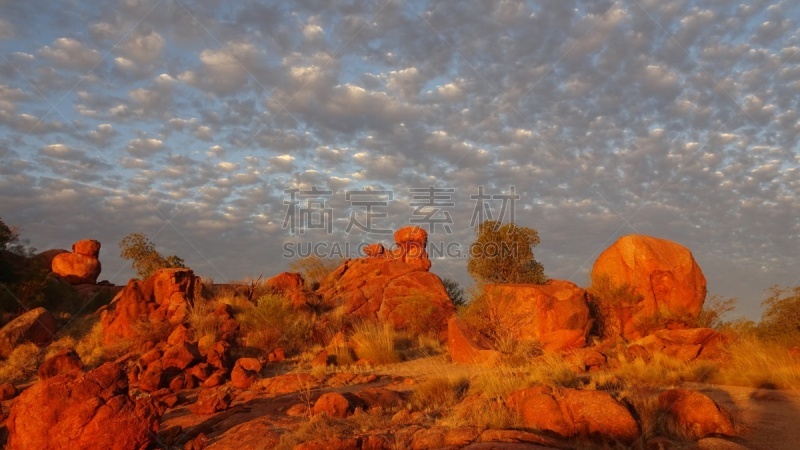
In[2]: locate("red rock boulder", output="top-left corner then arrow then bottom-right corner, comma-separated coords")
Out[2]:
506,387 -> 639,444
313,392 -> 357,418
51,240 -> 102,285
231,357 -> 263,389
265,272 -> 309,309
0,307 -> 57,358
480,280 -> 592,351
38,347 -> 84,380
100,268 -> 197,346
591,235 -> 707,339
73,239 -> 101,257
658,389 -> 735,439
6,362 -> 160,450
265,272 -> 304,291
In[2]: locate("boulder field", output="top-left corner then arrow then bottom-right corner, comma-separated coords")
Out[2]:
0,230 -> 747,449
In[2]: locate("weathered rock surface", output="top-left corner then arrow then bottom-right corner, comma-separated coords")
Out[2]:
190,387 -> 232,415
506,387 -> 640,444
6,362 -> 160,450
51,240 -> 102,285
0,307 -> 57,358
480,280 -> 592,351
447,316 -> 501,365
100,268 -> 198,346
265,272 -> 309,309
318,226 -> 455,335
591,235 -> 707,339
231,357 -> 262,389
658,389 -> 736,439
38,347 -> 84,380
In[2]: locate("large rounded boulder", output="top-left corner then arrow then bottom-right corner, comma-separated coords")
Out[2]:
591,235 -> 707,339
480,280 -> 592,351
0,307 -> 57,358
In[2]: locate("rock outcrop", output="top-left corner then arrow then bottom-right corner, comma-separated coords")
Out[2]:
0,307 -> 57,358
506,386 -> 640,444
51,239 -> 102,285
265,272 -> 309,309
6,362 -> 161,450
591,235 -> 707,339
317,226 -> 455,336
479,280 -> 592,351
100,268 -> 198,346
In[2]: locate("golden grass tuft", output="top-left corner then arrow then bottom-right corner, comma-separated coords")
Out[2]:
350,321 -> 402,365
0,342 -> 43,384
712,338 -> 800,389
188,296 -> 227,342
411,375 -> 469,412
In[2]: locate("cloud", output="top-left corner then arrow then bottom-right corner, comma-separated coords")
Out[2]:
39,37 -> 103,71
126,138 -> 164,157
1,1 -> 799,320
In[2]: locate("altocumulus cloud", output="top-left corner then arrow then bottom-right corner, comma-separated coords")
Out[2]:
0,0 -> 798,319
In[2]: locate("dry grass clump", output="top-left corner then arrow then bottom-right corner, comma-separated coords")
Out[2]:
440,394 -> 519,430
525,352 -> 582,388
712,337 -> 800,389
467,365 -> 528,400
188,296 -> 227,342
0,343 -> 43,383
411,375 -> 469,412
42,313 -> 122,369
612,352 -> 717,387
350,321 -> 402,365
236,293 -> 314,354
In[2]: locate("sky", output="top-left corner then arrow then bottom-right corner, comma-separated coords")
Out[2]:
1,0 -> 798,320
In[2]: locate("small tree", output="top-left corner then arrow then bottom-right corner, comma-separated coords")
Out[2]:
758,284 -> 800,341
695,295 -> 738,329
288,255 -> 343,289
467,220 -> 546,285
119,232 -> 186,280
441,277 -> 467,307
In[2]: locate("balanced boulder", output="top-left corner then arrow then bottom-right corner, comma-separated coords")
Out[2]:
51,239 -> 102,285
